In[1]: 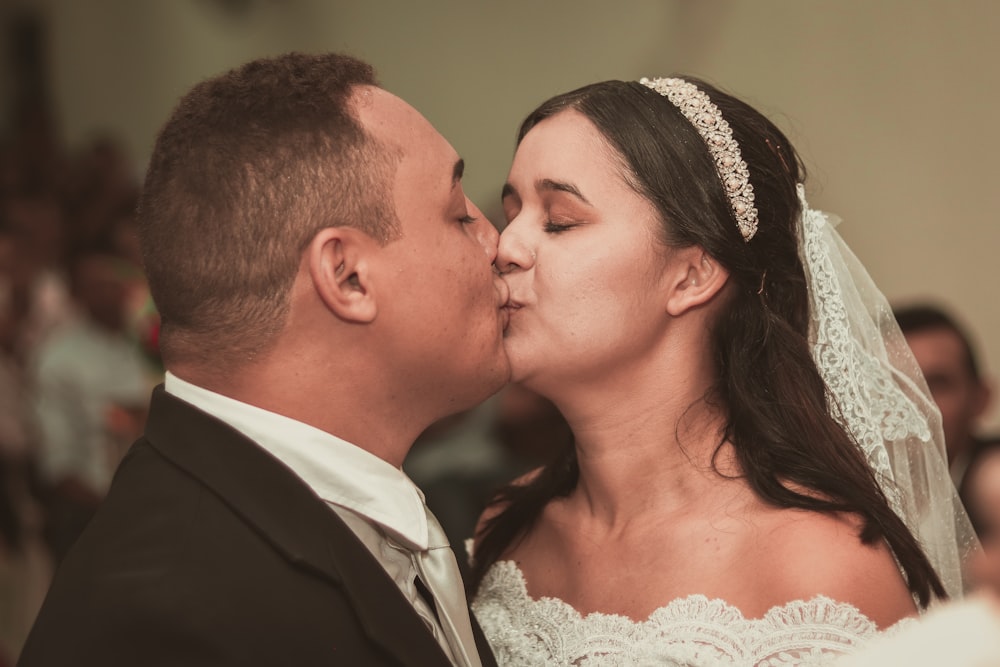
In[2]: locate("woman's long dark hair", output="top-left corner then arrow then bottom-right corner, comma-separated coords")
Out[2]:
471,77 -> 946,606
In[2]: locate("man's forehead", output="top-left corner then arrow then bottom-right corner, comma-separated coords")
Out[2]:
353,86 -> 458,172
353,87 -> 423,135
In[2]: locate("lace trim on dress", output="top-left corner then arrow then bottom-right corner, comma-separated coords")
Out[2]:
473,560 -> 915,667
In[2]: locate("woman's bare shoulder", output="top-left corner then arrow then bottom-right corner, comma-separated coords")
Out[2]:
758,509 -> 917,628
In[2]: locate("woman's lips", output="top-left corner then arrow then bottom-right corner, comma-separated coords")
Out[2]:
501,300 -> 522,330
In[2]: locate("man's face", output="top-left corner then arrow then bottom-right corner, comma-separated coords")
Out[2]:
905,327 -> 988,463
354,87 -> 510,413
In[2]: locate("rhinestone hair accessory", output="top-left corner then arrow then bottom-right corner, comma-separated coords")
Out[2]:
639,77 -> 759,242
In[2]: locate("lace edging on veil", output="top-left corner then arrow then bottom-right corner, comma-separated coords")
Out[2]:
797,184 -> 979,601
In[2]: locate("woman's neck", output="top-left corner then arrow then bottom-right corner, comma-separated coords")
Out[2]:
550,369 -> 744,529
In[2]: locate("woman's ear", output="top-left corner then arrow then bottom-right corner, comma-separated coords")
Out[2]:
664,247 -> 729,317
307,227 -> 377,323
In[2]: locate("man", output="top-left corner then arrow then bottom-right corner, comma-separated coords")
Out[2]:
19,53 -> 508,666
895,304 -> 994,487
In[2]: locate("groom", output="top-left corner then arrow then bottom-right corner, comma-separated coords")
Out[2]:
19,53 -> 508,666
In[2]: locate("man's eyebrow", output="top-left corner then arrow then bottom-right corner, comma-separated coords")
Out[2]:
452,158 -> 465,189
539,179 -> 590,204
501,183 -> 516,200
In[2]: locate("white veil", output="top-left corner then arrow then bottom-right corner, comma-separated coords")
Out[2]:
797,184 -> 979,602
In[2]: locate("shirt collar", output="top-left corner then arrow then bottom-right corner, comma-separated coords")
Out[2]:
163,371 -> 431,550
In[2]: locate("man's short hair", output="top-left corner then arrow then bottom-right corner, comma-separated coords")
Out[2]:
894,304 -> 982,381
138,52 -> 397,367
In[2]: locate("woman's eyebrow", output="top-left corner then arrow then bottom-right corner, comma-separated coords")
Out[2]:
501,179 -> 591,206
538,178 -> 590,205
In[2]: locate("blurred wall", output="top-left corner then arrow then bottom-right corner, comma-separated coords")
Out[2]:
9,0 -> 1000,429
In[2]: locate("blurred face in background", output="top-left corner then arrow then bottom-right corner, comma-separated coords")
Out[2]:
904,327 -> 990,464
71,255 -> 130,333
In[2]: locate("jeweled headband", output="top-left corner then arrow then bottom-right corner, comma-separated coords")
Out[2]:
639,77 -> 759,242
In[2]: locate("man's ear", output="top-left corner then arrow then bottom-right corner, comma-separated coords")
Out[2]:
664,247 -> 730,317
307,227 -> 377,323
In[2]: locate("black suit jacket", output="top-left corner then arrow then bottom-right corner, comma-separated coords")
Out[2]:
19,386 -> 498,667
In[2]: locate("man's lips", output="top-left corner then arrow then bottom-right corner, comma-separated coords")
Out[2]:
495,276 -> 510,308
499,297 -> 521,331
501,298 -> 523,313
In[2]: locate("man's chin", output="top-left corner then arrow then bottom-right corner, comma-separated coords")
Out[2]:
464,361 -> 512,408
484,361 -> 513,398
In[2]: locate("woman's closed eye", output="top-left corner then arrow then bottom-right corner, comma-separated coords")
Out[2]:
544,219 -> 580,234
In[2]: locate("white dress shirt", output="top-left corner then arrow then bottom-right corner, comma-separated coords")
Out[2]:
164,372 -> 474,665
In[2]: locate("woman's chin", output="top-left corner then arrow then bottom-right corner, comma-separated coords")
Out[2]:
505,361 -> 534,388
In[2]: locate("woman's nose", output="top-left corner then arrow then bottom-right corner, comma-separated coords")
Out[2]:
496,221 -> 535,274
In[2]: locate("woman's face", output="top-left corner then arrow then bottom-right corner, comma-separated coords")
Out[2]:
497,110 -> 674,392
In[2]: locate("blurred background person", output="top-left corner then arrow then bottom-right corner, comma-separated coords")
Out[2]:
30,247 -> 151,563
895,304 -> 996,489
963,440 -> 1000,585
1,193 -> 73,362
0,226 -> 49,667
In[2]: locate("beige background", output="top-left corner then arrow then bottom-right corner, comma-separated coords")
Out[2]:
6,0 -> 999,429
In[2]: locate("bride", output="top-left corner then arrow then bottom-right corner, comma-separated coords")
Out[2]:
469,76 -> 977,665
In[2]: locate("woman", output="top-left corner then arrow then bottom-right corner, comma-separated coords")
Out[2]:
470,76 -> 976,665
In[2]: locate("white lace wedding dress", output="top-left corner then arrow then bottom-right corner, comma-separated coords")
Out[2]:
472,559 -> 915,667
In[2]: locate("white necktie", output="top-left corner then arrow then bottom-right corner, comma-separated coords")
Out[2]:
414,508 -> 483,667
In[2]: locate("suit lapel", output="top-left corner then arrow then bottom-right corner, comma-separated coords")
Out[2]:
141,386 -> 456,667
